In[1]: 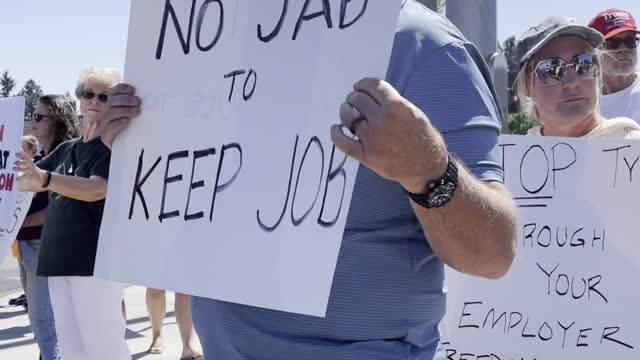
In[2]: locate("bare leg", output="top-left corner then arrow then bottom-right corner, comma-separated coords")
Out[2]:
145,288 -> 166,353
175,293 -> 201,358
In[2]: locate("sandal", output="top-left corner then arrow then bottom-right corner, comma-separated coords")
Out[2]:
180,354 -> 203,359
147,345 -> 164,354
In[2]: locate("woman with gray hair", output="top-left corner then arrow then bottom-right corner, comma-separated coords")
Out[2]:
516,16 -> 640,139
75,67 -> 121,139
15,67 -> 130,360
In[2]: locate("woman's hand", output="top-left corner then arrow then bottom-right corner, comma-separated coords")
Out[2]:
14,152 -> 46,192
98,83 -> 141,150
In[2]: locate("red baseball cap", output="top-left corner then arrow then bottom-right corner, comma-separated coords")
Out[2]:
589,9 -> 640,39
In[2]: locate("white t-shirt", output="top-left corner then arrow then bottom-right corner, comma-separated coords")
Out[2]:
600,73 -> 640,124
527,117 -> 640,139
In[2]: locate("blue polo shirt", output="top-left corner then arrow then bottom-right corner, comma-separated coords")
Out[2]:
190,1 -> 504,359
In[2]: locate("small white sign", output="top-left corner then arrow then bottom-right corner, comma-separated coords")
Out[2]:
0,96 -> 27,262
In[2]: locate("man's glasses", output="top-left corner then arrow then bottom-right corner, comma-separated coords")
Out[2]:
603,37 -> 640,50
81,90 -> 109,103
32,113 -> 50,122
532,53 -> 599,86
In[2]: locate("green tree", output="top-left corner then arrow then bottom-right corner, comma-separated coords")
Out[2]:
507,112 -> 537,135
18,79 -> 44,121
0,71 -> 16,97
502,36 -> 520,113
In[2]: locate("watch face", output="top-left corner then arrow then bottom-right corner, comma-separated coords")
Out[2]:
428,182 -> 456,207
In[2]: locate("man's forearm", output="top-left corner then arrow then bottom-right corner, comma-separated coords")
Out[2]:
411,166 -> 517,279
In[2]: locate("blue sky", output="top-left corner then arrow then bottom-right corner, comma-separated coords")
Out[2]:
1,0 -> 639,95
498,0 -> 640,40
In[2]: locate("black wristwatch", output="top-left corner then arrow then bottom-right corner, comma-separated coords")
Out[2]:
404,154 -> 458,209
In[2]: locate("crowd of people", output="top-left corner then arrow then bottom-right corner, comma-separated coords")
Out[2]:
11,68 -> 203,360
6,1 -> 640,359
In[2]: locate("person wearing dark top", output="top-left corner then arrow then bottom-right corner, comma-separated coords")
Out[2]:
15,68 -> 130,360
11,137 -> 38,311
16,96 -> 78,360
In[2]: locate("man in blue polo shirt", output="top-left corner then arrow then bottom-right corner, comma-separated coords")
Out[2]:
100,1 -> 516,359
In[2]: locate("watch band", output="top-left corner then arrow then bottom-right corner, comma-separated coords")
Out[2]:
42,171 -> 52,189
404,153 -> 458,209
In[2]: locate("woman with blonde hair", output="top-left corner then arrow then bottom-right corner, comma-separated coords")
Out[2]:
516,16 -> 640,139
16,67 -> 130,360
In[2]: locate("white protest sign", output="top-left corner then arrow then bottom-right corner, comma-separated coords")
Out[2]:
95,0 -> 401,317
0,97 -> 27,263
441,135 -> 640,359
0,192 -> 34,261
